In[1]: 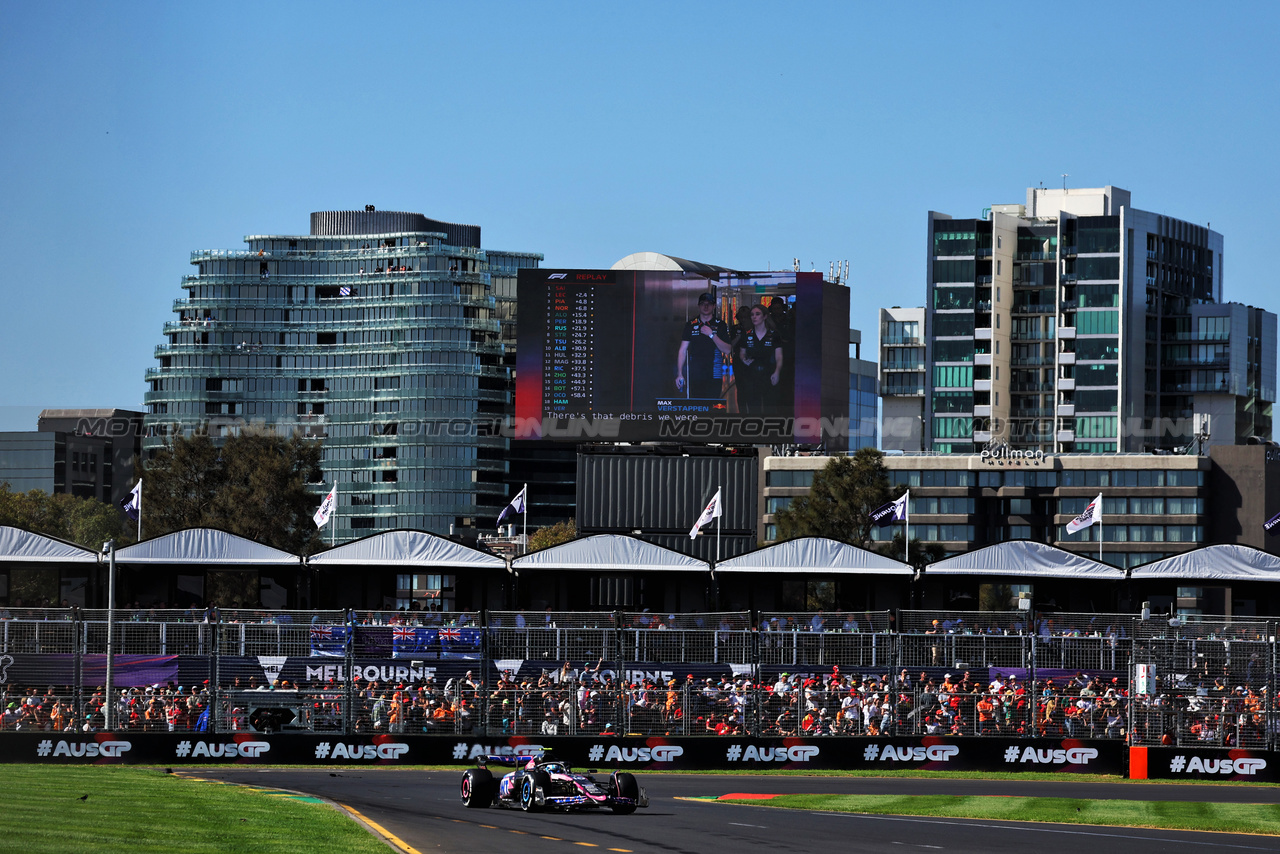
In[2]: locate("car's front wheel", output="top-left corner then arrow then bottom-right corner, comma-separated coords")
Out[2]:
611,771 -> 638,814
519,771 -> 548,812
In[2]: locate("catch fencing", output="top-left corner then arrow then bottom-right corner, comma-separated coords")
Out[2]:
0,607 -> 1275,748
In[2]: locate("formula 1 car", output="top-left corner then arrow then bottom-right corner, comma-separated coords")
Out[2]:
460,753 -> 648,813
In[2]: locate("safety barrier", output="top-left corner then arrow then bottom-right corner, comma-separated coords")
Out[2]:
0,608 -> 1275,748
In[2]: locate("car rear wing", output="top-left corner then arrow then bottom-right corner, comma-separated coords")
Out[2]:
478,749 -> 547,768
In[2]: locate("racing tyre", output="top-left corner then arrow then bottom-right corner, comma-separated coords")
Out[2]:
520,770 -> 549,812
611,771 -> 638,814
460,768 -> 495,808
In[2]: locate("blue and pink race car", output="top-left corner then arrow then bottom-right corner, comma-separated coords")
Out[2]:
460,752 -> 648,814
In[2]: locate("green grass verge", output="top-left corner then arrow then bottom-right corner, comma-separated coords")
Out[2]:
0,766 -> 387,853
716,793 -> 1280,835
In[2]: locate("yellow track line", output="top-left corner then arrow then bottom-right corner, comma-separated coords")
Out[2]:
339,802 -> 423,854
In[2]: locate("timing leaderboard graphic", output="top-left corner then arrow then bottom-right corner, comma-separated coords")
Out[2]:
515,269 -> 850,444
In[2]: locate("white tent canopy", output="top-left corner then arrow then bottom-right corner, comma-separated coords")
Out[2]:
926,540 -> 1123,579
0,526 -> 99,563
1130,545 -> 1280,581
308,530 -> 504,569
114,529 -> 299,565
512,534 -> 709,573
716,537 -> 913,575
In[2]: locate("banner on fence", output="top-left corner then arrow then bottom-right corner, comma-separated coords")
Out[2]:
0,733 -> 1125,772
2,655 -> 179,688
1131,745 -> 1279,783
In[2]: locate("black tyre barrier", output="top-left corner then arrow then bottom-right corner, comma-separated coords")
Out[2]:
0,733 -> 1131,774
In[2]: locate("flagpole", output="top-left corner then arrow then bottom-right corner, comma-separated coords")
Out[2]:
522,482 -> 528,555
716,485 -> 722,565
137,480 -> 142,541
905,489 -> 910,566
331,482 -> 337,547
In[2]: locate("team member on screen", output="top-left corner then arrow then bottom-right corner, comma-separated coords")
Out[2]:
675,291 -> 732,399
736,303 -> 783,414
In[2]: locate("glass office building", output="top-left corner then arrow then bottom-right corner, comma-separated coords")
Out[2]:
142,209 -> 541,542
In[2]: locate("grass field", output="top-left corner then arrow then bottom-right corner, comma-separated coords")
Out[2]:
715,793 -> 1280,835
0,766 -> 386,853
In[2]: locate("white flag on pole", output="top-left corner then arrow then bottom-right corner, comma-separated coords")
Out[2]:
689,488 -> 722,539
313,483 -> 337,528
1066,493 -> 1103,534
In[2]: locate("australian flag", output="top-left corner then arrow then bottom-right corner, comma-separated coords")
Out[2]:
440,627 -> 483,659
309,625 -> 351,657
391,626 -> 439,659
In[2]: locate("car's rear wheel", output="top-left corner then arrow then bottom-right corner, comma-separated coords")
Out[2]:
611,771 -> 638,814
460,768 -> 494,808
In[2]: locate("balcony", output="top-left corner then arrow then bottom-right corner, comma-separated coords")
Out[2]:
1058,377 -> 1076,391
882,336 -> 922,345
1010,356 -> 1049,366
975,327 -> 993,340
1057,429 -> 1076,442
1057,404 -> 1076,417
1058,352 -> 1076,365
974,404 -> 992,417
974,379 -> 992,392
1012,303 -> 1056,315
973,430 -> 993,443
974,353 -> 992,367
1058,326 -> 1076,339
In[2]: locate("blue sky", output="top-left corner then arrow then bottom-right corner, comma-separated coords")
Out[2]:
2,2 -> 1277,430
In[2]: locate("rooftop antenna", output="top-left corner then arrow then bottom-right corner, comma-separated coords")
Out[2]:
1061,173 -> 1069,191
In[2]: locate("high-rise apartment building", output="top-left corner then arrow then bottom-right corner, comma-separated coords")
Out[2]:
924,186 -> 1274,454
143,209 -> 541,543
879,306 -> 926,451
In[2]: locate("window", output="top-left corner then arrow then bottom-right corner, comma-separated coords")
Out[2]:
1075,310 -> 1119,335
933,287 -> 975,310
932,391 -> 973,413
934,365 -> 973,388
932,417 -> 974,439
1075,338 -> 1119,360
766,470 -> 815,488
1078,363 -> 1118,386
933,259 -> 976,282
933,340 -> 975,362
933,313 -> 975,337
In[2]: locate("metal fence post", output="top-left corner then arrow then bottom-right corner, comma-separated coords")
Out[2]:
210,615 -> 221,733
344,610 -> 355,736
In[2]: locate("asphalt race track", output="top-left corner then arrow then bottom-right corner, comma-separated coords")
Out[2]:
188,769 -> 1280,854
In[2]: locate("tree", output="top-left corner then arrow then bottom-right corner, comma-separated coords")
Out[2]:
140,430 -> 324,554
526,519 -> 577,553
875,530 -> 946,569
774,448 -> 897,546
0,482 -> 131,549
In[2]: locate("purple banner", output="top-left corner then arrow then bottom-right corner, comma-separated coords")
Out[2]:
3,654 -> 179,688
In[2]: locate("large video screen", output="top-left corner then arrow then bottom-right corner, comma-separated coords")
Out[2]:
515,269 -> 850,445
